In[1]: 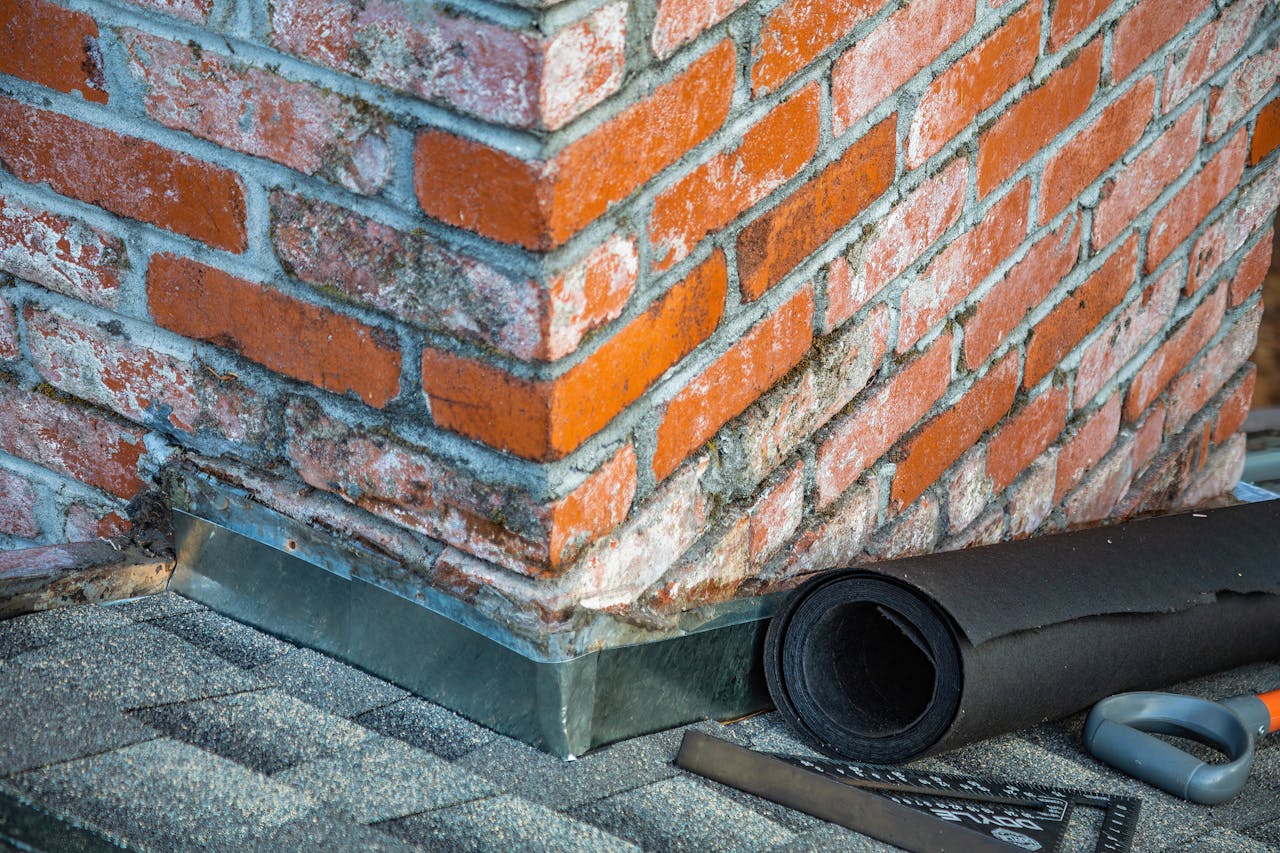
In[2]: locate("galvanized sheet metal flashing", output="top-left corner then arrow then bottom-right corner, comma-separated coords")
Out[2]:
169,473 -> 776,757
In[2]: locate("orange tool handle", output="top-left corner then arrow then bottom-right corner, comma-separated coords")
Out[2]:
1261,690 -> 1280,734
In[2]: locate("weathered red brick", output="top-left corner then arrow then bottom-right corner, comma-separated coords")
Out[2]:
978,40 -> 1103,198
964,212 -> 1082,370
945,447 -> 992,534
1162,0 -> 1267,112
747,460 -> 805,568
1165,300 -> 1262,433
986,385 -> 1070,493
0,0 -> 106,103
1124,282 -> 1228,421
1056,392 -> 1122,502
422,253 -> 727,461
1250,98 -> 1280,165
899,180 -> 1030,352
1075,260 -> 1182,405
0,100 -> 246,253
24,306 -> 267,444
652,0 -> 748,58
870,494 -> 940,559
148,254 -> 401,409
1094,104 -> 1203,250
1230,230 -> 1273,307
0,294 -> 17,360
654,284 -> 814,479
1111,0 -> 1212,83
1212,363 -> 1257,443
123,31 -> 390,195
0,196 -> 127,309
270,191 -> 608,363
816,332 -> 953,507
725,304 -> 890,490
752,0 -> 889,95
271,0 -> 625,129
0,380 -> 148,499
1131,401 -> 1168,476
1178,432 -> 1245,508
1208,41 -> 1280,141
1025,233 -> 1140,389
736,117 -> 896,302
0,468 -> 39,539
1187,158 -> 1280,294
650,84 -> 820,272
286,399 -> 636,573
544,236 -> 640,361
1064,436 -> 1133,525
1047,0 -> 1110,51
907,1 -> 1040,167
414,40 -> 735,249
1007,452 -> 1057,537
778,477 -> 879,579
830,0 -> 974,134
640,512 -> 752,614
891,351 -> 1020,510
570,457 -> 712,610
63,503 -> 131,542
1040,77 -> 1155,222
1147,129 -> 1248,272
827,158 -> 967,332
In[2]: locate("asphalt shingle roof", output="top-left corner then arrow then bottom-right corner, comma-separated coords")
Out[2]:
1,591 -> 1277,852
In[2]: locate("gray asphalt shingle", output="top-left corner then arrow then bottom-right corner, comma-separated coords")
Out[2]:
255,647 -> 409,717
151,610 -> 293,669
0,605 -> 133,659
354,696 -> 497,760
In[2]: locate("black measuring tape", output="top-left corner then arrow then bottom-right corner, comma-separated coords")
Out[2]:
676,731 -> 1140,852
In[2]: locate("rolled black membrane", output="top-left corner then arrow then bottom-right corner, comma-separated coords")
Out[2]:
764,500 -> 1280,763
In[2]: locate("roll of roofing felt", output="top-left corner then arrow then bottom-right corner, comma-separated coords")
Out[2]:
764,500 -> 1280,763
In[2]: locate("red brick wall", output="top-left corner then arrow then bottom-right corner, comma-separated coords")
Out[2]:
1,0 -> 1276,637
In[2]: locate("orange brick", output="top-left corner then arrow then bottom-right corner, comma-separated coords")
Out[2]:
414,41 -> 736,250
1040,77 -> 1155,221
907,1 -> 1040,167
1230,230 -> 1273,307
148,255 -> 402,408
0,99 -> 246,252
964,212 -> 1082,370
1250,98 -> 1280,165
1213,364 -> 1256,443
549,445 -> 637,567
830,0 -> 974,134
736,116 -> 896,301
650,84 -> 820,272
1164,299 -> 1261,433
891,350 -> 1020,510
986,385 -> 1070,492
827,158 -> 967,331
1047,0 -> 1110,51
652,0 -> 748,58
1024,233 -> 1140,389
752,0 -> 889,95
1146,128 -> 1248,273
1093,104 -> 1203,250
1124,282 -> 1227,421
899,180 -> 1030,352
1112,0 -> 1212,83
977,40 -> 1102,198
653,284 -> 814,479
1056,392 -> 1122,501
423,253 -> 728,461
0,0 -> 107,103
815,332 -> 953,506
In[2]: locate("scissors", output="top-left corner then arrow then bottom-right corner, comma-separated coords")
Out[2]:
1082,688 -> 1280,804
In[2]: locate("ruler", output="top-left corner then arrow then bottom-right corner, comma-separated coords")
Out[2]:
676,732 -> 1140,853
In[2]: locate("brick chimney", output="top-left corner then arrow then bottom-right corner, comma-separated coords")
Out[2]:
1,0 -> 1276,642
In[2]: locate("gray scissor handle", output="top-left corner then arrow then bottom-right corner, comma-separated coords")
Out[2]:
1082,692 -> 1261,804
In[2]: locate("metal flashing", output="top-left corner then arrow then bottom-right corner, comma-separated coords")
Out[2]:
168,474 -> 778,757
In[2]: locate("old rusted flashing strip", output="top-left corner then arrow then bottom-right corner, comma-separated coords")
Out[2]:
0,541 -> 173,619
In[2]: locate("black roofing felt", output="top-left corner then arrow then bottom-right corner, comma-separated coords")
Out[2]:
0,592 -> 1277,852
